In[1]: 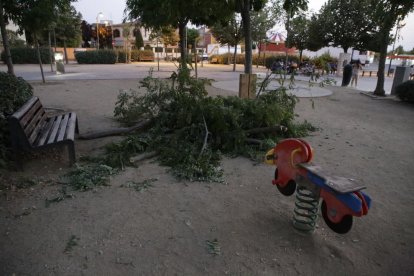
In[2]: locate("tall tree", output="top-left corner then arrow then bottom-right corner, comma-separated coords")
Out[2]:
186,28 -> 199,50
54,4 -> 82,63
125,0 -> 233,69
305,14 -> 326,52
0,0 -> 22,75
285,13 -> 309,61
134,26 -> 144,49
210,14 -> 243,71
371,0 -> 414,96
317,0 -> 374,53
234,0 -> 267,74
160,26 -> 179,47
250,5 -> 275,67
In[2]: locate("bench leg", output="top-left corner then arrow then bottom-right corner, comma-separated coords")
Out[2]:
11,147 -> 24,171
67,142 -> 76,165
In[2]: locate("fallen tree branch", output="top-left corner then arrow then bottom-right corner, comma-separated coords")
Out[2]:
245,138 -> 263,145
199,115 -> 210,157
245,125 -> 287,135
129,151 -> 158,164
78,119 -> 153,140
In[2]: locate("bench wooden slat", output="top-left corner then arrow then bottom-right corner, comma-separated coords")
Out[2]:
12,97 -> 39,120
24,108 -> 46,139
57,113 -> 70,142
35,117 -> 56,147
65,113 -> 77,141
28,112 -> 48,145
47,115 -> 63,144
20,100 -> 43,128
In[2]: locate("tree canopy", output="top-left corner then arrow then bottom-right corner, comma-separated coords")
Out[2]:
125,0 -> 233,68
210,14 -> 244,71
285,13 -> 309,61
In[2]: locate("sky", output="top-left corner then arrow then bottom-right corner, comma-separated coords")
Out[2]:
73,0 -> 414,51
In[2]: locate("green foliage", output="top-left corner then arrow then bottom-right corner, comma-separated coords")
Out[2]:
2,30 -> 26,47
210,14 -> 243,49
134,28 -> 144,49
111,69 -> 313,182
1,47 -> 54,64
64,235 -> 80,253
265,55 -> 300,69
206,239 -> 221,255
75,50 -> 117,64
395,80 -> 414,103
316,0 -> 375,53
103,135 -> 149,168
311,53 -> 337,69
54,4 -> 82,48
0,72 -> 33,168
116,50 -> 127,63
62,163 -> 117,191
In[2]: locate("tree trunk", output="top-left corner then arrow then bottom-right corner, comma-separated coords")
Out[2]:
241,0 -> 252,74
299,49 -> 303,63
178,21 -> 187,69
373,33 -> 389,96
232,42 -> 237,72
194,46 -> 198,78
63,39 -> 68,64
0,0 -> 14,75
344,47 -> 348,53
53,29 -> 57,51
35,34 -> 46,83
284,15 -> 290,80
48,31 -> 54,72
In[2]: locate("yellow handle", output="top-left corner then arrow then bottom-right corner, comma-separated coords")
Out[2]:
291,148 -> 302,168
264,148 -> 275,165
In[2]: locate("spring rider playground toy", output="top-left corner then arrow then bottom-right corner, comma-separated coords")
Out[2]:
265,138 -> 371,234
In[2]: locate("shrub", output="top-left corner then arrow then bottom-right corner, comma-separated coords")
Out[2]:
131,50 -> 140,61
1,47 -> 53,64
265,55 -> 299,69
116,50 -> 127,63
74,50 -> 116,64
0,72 -> 33,168
311,53 -> 337,69
395,80 -> 414,103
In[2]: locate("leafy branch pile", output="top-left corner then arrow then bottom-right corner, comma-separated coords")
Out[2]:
104,68 -> 314,182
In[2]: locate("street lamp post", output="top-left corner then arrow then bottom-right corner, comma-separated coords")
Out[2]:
96,12 -> 103,49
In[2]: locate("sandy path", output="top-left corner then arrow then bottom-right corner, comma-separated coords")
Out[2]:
0,79 -> 413,275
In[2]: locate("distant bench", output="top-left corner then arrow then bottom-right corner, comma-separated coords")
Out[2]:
139,56 -> 154,62
362,70 -> 377,77
210,58 -> 218,64
8,96 -> 78,169
362,68 -> 394,77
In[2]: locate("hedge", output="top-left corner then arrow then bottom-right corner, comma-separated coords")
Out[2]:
395,80 -> 414,103
75,50 -> 117,64
115,50 -> 153,63
0,72 -> 33,168
1,47 -> 54,64
208,53 -> 300,68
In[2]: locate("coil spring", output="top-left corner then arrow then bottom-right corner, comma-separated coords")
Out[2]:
292,185 -> 319,233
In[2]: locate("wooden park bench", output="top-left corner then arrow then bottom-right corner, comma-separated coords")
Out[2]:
210,57 -> 218,64
139,55 -> 155,62
8,96 -> 78,169
362,70 -> 378,77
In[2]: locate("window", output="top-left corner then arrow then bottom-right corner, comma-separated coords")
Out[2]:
113,29 -> 120,38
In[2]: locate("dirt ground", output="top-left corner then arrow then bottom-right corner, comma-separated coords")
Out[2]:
1,79 -> 414,275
